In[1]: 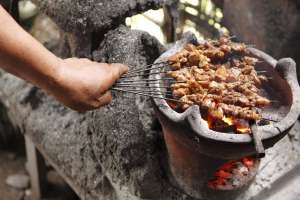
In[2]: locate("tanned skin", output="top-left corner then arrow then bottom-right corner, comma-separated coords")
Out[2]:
0,5 -> 128,112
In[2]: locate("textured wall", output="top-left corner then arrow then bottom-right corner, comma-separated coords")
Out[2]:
223,0 -> 300,82
0,25 -> 196,200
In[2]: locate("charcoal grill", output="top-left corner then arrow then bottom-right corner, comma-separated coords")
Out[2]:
149,33 -> 300,199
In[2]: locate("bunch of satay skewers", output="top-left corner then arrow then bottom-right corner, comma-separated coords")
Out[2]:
167,36 -> 271,122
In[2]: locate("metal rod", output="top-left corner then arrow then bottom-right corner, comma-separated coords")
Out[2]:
112,85 -> 172,89
122,69 -> 268,79
125,61 -> 168,74
116,80 -> 186,84
257,70 -> 267,73
114,82 -> 176,86
120,71 -> 169,78
113,88 -> 173,95
112,88 -> 183,103
117,78 -> 175,83
113,81 -> 185,87
246,44 -> 256,48
250,121 -> 265,158
261,118 -> 279,123
122,64 -> 168,77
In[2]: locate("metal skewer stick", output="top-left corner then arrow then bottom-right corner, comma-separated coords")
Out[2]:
114,81 -> 181,86
261,118 -> 279,123
122,64 -> 168,77
250,121 -> 265,158
112,85 -> 172,89
120,71 -> 169,78
246,44 -> 256,48
124,61 -> 168,74
112,88 -> 183,103
256,70 -> 267,73
117,78 -> 176,83
113,88 -> 173,95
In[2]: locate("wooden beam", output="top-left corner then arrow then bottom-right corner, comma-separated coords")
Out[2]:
25,135 -> 47,200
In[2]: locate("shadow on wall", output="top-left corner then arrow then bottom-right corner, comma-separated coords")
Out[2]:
0,102 -> 20,148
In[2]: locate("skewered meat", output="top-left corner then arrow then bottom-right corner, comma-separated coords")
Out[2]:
167,36 -> 271,122
215,65 -> 228,82
209,106 -> 224,120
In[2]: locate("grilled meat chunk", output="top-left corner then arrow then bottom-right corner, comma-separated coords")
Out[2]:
167,36 -> 271,121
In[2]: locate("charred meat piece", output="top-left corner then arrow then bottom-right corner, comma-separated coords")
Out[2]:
167,36 -> 270,122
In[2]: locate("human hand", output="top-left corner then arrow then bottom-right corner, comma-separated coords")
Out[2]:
49,58 -> 128,112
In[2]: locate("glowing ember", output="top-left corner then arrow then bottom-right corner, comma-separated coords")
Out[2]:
207,114 -> 214,129
222,116 -> 234,126
208,157 -> 255,189
237,127 -> 251,134
235,119 -> 251,134
205,114 -> 251,134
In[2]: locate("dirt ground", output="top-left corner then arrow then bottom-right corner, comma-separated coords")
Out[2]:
0,135 -> 79,200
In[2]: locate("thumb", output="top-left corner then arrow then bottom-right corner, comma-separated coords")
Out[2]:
109,63 -> 129,81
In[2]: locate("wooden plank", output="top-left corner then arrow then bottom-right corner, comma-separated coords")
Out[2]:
25,135 -> 47,200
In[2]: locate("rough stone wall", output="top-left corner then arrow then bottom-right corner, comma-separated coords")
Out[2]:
223,0 -> 300,82
31,0 -> 166,57
0,24 -> 195,199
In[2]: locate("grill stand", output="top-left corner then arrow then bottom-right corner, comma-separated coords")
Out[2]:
151,34 -> 300,199
157,110 -> 259,199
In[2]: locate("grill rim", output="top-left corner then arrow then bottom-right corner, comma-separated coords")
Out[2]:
150,33 -> 300,145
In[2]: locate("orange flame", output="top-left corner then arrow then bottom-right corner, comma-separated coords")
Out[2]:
235,119 -> 251,134
237,127 -> 251,134
221,116 -> 251,134
222,116 -> 234,126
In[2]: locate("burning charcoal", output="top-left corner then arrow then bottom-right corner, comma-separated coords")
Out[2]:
241,157 -> 255,169
214,170 -> 231,179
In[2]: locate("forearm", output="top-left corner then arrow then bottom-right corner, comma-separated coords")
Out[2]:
0,5 -> 60,91
0,5 -> 128,111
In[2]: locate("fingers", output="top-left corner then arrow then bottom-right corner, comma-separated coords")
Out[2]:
75,91 -> 112,112
96,91 -> 113,106
108,63 -> 129,80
